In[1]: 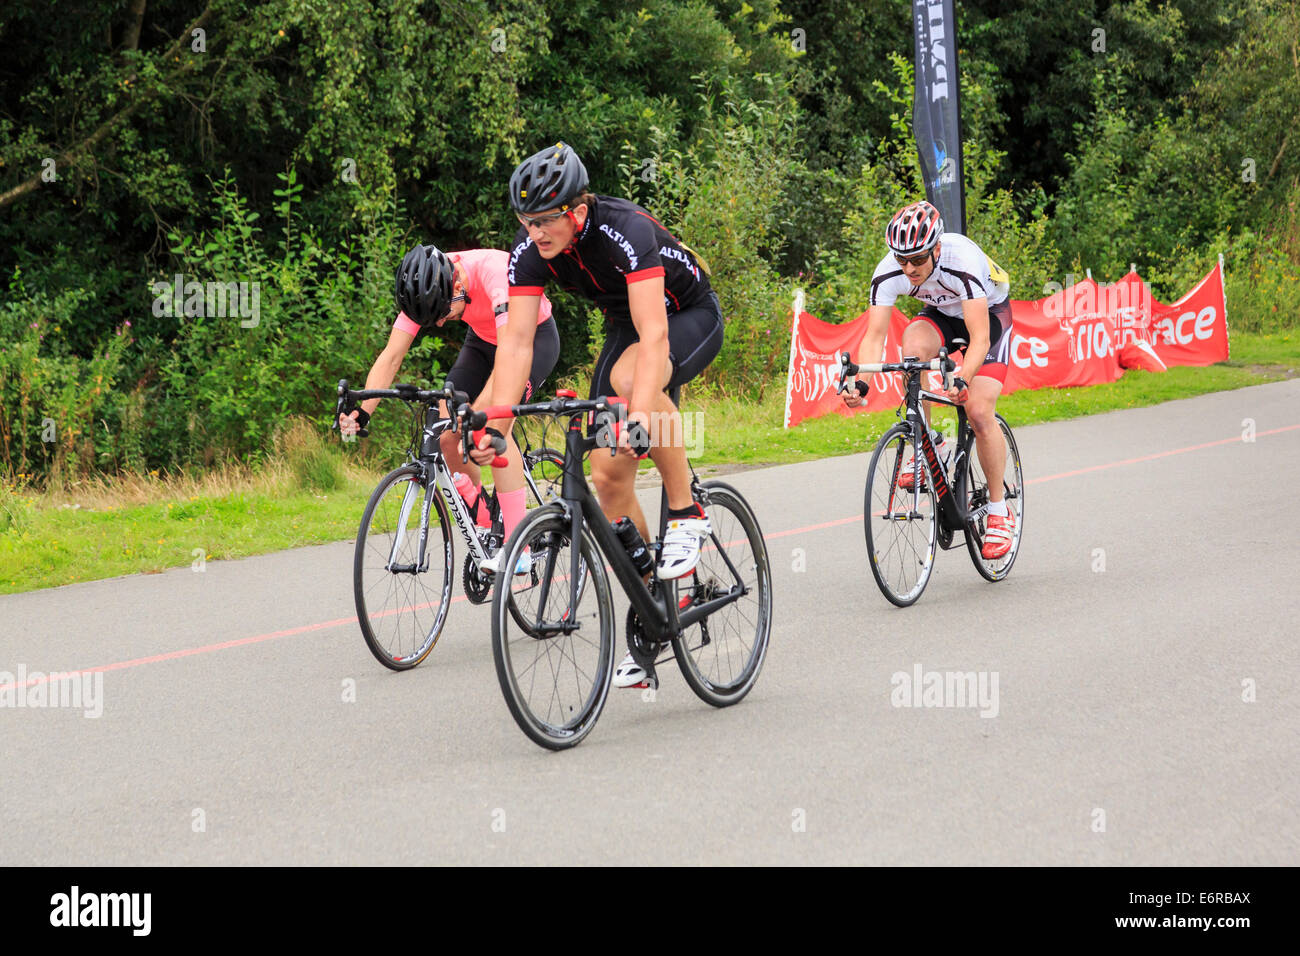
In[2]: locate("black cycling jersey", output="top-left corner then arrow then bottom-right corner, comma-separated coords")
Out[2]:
507,195 -> 712,324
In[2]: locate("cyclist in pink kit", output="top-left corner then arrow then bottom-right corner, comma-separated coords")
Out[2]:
339,244 -> 560,574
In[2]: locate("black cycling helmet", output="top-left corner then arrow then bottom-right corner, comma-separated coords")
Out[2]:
508,141 -> 589,214
394,244 -> 455,327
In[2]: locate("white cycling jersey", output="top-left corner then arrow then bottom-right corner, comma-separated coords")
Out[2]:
869,233 -> 1009,318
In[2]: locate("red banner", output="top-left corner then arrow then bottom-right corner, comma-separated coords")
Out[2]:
783,262 -> 1229,428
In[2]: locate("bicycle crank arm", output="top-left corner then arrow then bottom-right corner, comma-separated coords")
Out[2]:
527,621 -> 583,638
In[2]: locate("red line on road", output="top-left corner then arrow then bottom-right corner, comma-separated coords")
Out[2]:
0,594 -> 472,692
9,423 -> 1295,686
1025,423 -> 1300,484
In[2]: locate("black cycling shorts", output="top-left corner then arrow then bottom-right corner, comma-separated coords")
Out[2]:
913,299 -> 1013,384
446,316 -> 560,402
589,291 -> 724,401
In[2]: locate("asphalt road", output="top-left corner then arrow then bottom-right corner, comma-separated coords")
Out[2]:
3,381 -> 1298,864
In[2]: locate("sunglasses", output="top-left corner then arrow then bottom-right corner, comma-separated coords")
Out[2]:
516,209 -> 570,230
895,252 -> 933,268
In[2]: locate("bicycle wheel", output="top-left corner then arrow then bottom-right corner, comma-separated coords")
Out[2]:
354,464 -> 454,670
670,481 -> 772,707
491,504 -> 614,750
524,447 -> 566,505
865,423 -> 938,607
961,414 -> 1024,581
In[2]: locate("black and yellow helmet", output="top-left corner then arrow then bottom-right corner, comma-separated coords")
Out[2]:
508,142 -> 590,214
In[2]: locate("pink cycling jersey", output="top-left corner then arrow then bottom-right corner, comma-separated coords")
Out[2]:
394,248 -> 552,344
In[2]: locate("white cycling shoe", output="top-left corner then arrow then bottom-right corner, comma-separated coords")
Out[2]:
613,653 -> 655,689
612,593 -> 692,689
480,548 -> 532,576
656,509 -> 711,580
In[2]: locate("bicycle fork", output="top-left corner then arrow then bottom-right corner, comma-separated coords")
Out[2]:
386,474 -> 435,573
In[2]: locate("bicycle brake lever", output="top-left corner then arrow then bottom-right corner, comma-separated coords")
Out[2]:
837,352 -> 853,393
332,379 -> 348,431
333,379 -> 369,438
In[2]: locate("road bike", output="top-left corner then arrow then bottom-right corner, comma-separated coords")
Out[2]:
333,380 -> 565,669
473,388 -> 773,750
838,350 -> 1024,607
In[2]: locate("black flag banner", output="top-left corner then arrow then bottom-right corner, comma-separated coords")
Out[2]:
912,0 -> 966,235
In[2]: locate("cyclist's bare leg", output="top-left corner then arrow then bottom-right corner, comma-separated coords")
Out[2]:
590,342 -> 679,544
901,320 -> 942,431
609,342 -> 691,509
436,399 -> 476,483
965,376 -> 1006,502
591,440 -> 646,539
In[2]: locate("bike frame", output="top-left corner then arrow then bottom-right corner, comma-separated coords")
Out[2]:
386,414 -> 490,574
336,385 -> 548,575
843,352 -> 994,550
898,369 -> 1018,555
524,405 -> 749,642
902,373 -> 974,535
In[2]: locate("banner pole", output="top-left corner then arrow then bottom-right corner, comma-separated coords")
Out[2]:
783,289 -> 805,429
1219,252 -> 1229,359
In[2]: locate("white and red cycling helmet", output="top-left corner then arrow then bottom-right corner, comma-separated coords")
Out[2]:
886,200 -> 944,257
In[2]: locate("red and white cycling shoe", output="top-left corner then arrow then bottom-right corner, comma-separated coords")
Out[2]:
896,455 -> 928,492
981,510 -> 1016,559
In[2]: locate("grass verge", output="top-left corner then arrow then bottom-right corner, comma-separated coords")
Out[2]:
2,331 -> 1296,595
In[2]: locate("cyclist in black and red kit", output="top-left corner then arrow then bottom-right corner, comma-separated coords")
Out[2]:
470,141 -> 723,688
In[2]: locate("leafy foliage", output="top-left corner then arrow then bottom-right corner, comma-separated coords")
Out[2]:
0,0 -> 1295,486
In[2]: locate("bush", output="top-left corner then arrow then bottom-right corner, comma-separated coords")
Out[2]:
621,74 -> 803,397
0,272 -> 131,485
155,168 -> 409,469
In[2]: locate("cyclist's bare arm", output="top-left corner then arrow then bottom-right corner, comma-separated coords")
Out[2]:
339,325 -> 415,433
469,293 -> 539,465
626,275 -> 672,431
843,305 -> 893,407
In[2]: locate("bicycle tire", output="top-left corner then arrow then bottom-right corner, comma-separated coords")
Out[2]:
491,503 -> 614,750
864,423 -> 938,607
961,414 -> 1024,581
524,447 -> 566,505
670,481 -> 772,707
354,463 -> 454,670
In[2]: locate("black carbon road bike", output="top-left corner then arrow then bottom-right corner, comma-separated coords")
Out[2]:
473,389 -> 773,750
838,350 -> 1024,607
